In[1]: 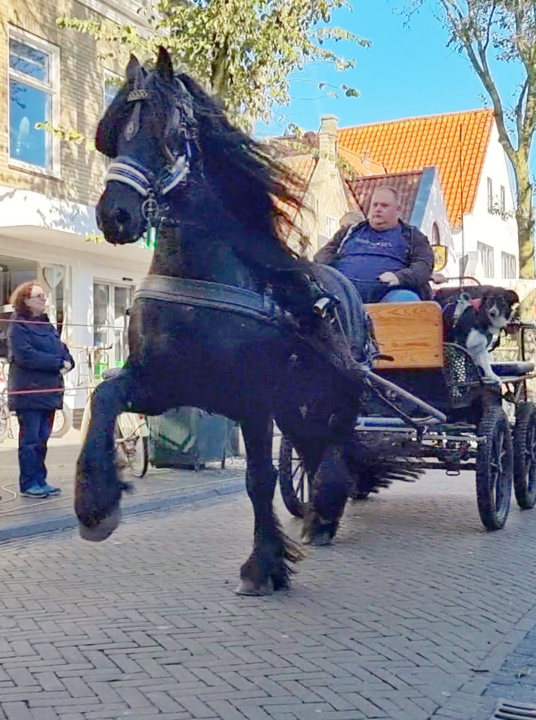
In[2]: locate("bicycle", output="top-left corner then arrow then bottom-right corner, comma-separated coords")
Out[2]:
78,347 -> 149,478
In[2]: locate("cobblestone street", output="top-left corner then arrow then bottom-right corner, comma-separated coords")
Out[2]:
1,469 -> 536,720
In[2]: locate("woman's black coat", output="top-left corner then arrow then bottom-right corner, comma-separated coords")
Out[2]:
7,313 -> 74,412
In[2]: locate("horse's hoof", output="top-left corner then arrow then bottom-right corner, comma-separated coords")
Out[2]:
302,531 -> 332,546
79,507 -> 121,542
234,577 -> 274,596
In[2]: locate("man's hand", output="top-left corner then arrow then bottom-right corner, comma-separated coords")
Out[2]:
379,272 -> 399,286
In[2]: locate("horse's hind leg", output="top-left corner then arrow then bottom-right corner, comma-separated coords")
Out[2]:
75,369 -> 135,541
301,444 -> 352,546
237,414 -> 302,596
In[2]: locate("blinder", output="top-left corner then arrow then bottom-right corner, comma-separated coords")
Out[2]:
104,67 -> 193,225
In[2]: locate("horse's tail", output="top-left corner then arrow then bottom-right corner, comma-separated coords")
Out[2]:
345,432 -> 425,495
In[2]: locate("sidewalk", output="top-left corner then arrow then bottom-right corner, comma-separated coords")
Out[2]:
0,428 -> 246,541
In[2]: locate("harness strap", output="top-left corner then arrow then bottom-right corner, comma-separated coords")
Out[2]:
133,275 -> 291,326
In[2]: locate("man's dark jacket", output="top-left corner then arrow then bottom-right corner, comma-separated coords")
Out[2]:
7,314 -> 74,412
315,220 -> 434,301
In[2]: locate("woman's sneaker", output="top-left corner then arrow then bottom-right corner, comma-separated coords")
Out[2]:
20,486 -> 49,498
42,484 -> 61,496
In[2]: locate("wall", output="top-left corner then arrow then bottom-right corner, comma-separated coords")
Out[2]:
411,167 -> 457,277
457,122 -> 518,283
0,0 -> 118,207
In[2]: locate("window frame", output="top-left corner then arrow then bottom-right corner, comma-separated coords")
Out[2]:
7,27 -> 61,177
325,215 -> 336,239
500,185 -> 506,218
93,280 -> 134,371
477,241 -> 495,278
487,177 -> 493,213
501,251 -> 516,280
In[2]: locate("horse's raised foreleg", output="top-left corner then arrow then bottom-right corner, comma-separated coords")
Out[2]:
237,415 -> 302,596
75,370 -> 134,542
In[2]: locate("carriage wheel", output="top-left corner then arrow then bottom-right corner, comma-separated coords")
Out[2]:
278,436 -> 311,518
513,402 -> 536,510
475,406 -> 513,530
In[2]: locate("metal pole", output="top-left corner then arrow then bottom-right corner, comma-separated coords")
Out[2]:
459,122 -> 465,285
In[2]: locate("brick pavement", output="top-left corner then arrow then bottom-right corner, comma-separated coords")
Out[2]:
0,430 -> 245,541
0,470 -> 536,720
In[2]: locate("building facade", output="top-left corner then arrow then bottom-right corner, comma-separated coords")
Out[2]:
0,0 -> 150,419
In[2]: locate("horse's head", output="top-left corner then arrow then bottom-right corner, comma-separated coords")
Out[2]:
95,47 -> 195,244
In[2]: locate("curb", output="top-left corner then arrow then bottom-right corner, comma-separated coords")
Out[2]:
0,479 -> 245,543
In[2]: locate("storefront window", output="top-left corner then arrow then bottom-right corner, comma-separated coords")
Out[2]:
93,282 -> 132,373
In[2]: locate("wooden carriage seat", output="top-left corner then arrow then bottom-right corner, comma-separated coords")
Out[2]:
364,301 -> 444,370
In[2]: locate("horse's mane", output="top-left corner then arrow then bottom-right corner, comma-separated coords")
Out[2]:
177,74 -> 308,254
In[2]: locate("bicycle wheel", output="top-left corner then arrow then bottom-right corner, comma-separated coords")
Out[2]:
0,394 -> 10,444
116,412 -> 149,478
51,406 -> 73,439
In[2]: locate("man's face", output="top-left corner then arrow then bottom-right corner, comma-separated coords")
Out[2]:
368,189 -> 400,231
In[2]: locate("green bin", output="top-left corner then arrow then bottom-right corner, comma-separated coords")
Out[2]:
148,407 -> 239,470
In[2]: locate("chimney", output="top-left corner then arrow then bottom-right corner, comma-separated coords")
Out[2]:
318,114 -> 338,161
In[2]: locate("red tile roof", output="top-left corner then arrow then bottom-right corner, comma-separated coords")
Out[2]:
338,109 -> 494,227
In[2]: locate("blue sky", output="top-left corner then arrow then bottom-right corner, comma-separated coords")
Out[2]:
256,0 -> 530,171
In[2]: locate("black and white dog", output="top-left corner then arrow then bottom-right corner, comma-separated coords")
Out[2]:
435,286 -> 520,384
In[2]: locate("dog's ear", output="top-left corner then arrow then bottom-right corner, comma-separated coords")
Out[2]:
505,290 -> 520,306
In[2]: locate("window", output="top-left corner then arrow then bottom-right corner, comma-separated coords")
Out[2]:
459,254 -> 469,277
93,282 -> 133,375
8,30 -> 59,172
478,241 -> 495,278
501,252 -> 517,279
325,216 -> 336,239
487,177 -> 493,213
103,71 -> 121,109
500,185 -> 506,217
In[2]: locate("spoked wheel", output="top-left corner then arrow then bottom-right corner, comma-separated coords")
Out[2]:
513,402 -> 536,510
51,406 -> 73,439
476,406 -> 513,530
278,436 -> 311,518
0,392 -> 11,444
115,413 -> 149,479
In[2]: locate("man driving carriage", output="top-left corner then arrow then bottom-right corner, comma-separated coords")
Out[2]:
315,186 -> 434,304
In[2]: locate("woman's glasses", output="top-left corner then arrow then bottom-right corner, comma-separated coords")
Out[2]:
30,294 -> 46,300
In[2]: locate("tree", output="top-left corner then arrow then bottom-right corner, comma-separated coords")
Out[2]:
58,0 -> 369,130
406,0 -> 536,278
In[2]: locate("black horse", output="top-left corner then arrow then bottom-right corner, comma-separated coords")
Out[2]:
77,47 -> 401,595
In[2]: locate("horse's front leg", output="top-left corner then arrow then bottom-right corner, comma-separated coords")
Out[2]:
75,370 -> 134,542
236,415 -> 303,596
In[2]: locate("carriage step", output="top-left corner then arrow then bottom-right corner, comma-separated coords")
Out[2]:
355,416 -> 406,428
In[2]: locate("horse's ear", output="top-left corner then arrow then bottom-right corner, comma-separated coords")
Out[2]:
126,54 -> 140,81
156,46 -> 174,83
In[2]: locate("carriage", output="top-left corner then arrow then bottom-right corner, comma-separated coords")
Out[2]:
279,295 -> 536,531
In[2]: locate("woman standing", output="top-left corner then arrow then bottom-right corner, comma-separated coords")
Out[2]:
7,281 -> 74,498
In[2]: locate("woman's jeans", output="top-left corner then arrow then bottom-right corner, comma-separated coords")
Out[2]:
17,410 -> 55,492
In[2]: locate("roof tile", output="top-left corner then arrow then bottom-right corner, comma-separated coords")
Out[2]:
338,109 -> 494,227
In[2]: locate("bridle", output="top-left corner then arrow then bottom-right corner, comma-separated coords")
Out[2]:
104,66 -> 194,228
